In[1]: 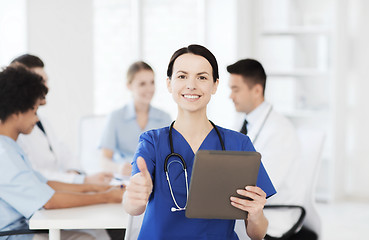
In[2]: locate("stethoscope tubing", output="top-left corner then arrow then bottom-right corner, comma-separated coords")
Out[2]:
252,105 -> 273,144
164,120 -> 225,212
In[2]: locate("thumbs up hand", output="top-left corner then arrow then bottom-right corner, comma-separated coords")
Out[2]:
124,157 -> 153,215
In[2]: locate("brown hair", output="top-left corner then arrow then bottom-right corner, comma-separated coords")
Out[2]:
167,44 -> 219,83
11,54 -> 45,68
127,61 -> 153,84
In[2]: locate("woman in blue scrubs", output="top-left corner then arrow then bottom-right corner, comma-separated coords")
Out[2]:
124,45 -> 276,240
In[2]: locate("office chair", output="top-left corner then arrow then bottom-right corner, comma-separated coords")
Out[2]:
79,115 -> 106,173
264,129 -> 325,240
0,229 -> 48,237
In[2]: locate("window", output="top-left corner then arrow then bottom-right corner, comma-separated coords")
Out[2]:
93,0 -> 204,117
93,0 -> 133,114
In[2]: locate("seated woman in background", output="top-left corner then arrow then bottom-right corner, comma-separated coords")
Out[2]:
99,61 -> 171,176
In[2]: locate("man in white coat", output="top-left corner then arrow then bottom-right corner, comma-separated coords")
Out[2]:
227,59 -> 317,240
12,54 -> 112,184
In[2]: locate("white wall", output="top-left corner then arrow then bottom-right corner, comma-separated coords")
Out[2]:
206,0 -> 239,128
0,0 -> 27,66
342,0 -> 369,200
27,0 -> 94,152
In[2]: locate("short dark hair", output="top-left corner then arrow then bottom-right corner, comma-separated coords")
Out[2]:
0,66 -> 48,122
227,59 -> 267,95
11,54 -> 44,68
127,61 -> 153,84
167,44 -> 219,82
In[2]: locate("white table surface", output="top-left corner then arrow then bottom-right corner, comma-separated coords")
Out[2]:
29,203 -> 129,240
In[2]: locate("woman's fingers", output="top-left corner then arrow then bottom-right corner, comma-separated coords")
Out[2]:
126,183 -> 152,195
230,186 -> 267,216
230,201 -> 250,212
245,186 -> 267,198
125,160 -> 153,207
126,190 -> 151,201
236,189 -> 258,200
129,174 -> 151,187
230,196 -> 253,207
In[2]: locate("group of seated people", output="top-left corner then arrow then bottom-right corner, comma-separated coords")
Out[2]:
0,45 -> 317,240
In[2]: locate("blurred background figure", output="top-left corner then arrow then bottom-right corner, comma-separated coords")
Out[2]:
99,61 -> 171,176
0,65 -> 124,240
13,54 -> 113,185
227,59 -> 317,239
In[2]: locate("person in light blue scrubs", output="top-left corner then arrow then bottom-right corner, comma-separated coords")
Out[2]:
0,66 -> 123,240
100,61 -> 171,176
123,45 -> 276,240
0,66 -> 53,240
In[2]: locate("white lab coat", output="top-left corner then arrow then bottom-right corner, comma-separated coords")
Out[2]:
17,115 -> 84,183
234,101 -> 303,239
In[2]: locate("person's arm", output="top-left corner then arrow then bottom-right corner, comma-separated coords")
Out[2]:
102,148 -> 114,159
100,149 -> 122,173
84,172 -> 114,184
231,186 -> 268,240
47,181 -> 111,193
100,149 -> 132,176
123,157 -> 152,215
44,186 -> 124,209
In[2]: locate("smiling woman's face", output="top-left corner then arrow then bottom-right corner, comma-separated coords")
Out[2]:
167,53 -> 218,114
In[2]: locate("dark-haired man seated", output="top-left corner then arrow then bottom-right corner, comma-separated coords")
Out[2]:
0,66 -> 124,240
227,59 -> 317,240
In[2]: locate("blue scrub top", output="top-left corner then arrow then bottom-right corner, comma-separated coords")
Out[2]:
99,102 -> 171,163
132,125 -> 276,240
0,135 -> 55,235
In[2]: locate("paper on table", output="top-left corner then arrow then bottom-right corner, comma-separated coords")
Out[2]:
110,173 -> 130,186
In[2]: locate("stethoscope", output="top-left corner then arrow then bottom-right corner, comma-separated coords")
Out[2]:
251,105 -> 273,144
164,120 -> 225,212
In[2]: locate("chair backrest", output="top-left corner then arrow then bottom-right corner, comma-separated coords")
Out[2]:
0,229 -> 48,237
79,115 -> 107,173
295,128 -> 325,238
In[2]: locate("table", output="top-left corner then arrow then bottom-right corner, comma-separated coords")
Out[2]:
29,203 -> 129,240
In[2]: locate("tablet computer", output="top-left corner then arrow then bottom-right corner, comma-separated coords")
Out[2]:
185,150 -> 261,220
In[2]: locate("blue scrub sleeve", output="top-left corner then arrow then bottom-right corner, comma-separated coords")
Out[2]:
131,132 -> 156,180
99,113 -> 118,150
0,153 -> 55,219
242,135 -> 276,198
256,162 -> 277,198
